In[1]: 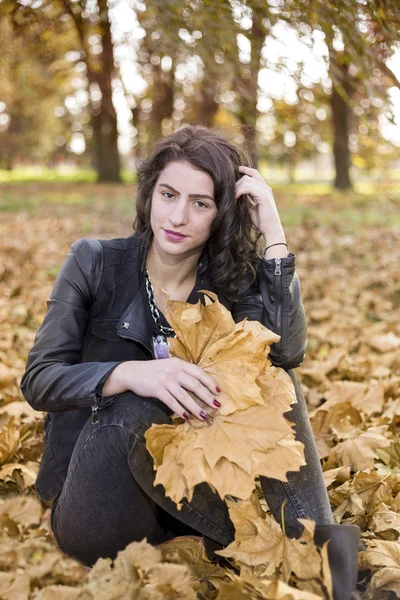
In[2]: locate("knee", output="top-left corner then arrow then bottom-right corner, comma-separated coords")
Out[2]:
52,492 -> 164,569
56,526 -> 161,569
100,391 -> 173,441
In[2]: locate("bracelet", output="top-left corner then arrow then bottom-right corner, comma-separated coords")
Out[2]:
263,242 -> 288,257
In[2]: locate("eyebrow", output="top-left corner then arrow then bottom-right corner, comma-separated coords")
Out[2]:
158,183 -> 215,202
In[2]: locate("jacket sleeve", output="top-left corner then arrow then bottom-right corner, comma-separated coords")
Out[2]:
20,239 -> 124,413
231,253 -> 307,370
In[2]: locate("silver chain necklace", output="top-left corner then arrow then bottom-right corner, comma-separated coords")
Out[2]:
145,269 -> 175,337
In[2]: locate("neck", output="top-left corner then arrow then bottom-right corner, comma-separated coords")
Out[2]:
145,241 -> 203,289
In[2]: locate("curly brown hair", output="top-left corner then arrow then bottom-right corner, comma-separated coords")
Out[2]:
132,125 -> 263,303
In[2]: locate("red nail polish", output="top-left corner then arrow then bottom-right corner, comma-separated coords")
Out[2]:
183,412 -> 189,419
199,411 -> 208,420
213,399 -> 221,408
216,387 -> 221,393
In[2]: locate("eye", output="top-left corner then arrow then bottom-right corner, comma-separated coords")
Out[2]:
161,192 -> 175,200
194,200 -> 209,209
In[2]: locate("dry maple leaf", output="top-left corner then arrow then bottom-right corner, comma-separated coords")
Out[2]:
145,291 -> 305,506
309,380 -> 385,419
322,465 -> 351,488
0,572 -> 30,600
369,502 -> 400,540
311,402 -> 363,445
332,491 -> 364,522
216,500 -> 332,598
0,495 -> 42,531
158,537 -> 228,590
328,469 -> 392,508
77,538 -> 198,600
198,323 -> 270,415
215,574 -> 325,599
328,426 -> 391,471
0,416 -> 20,465
0,363 -> 16,390
359,539 -> 400,597
33,585 -> 82,599
166,290 -> 281,416
145,563 -> 197,599
368,332 -> 400,353
370,569 -> 400,598
375,442 -> 400,471
0,461 -> 39,490
161,290 -> 236,364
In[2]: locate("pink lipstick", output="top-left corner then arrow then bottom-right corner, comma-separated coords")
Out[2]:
164,230 -> 187,241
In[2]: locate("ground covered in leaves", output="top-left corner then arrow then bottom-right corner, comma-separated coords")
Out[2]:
0,182 -> 399,599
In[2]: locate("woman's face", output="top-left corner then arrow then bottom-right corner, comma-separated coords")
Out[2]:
150,160 -> 218,259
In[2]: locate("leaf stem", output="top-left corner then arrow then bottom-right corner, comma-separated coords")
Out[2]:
281,499 -> 287,537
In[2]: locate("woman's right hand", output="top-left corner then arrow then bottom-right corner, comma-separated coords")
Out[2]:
106,358 -> 221,421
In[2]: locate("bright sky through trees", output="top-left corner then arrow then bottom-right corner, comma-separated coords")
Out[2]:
100,0 -> 400,157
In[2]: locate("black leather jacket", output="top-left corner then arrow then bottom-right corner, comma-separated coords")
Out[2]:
20,233 -> 307,503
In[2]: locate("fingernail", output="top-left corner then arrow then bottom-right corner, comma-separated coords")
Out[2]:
213,399 -> 221,408
216,387 -> 221,393
183,412 -> 189,419
199,411 -> 208,420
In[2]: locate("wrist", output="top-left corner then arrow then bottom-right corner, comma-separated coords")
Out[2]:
262,229 -> 286,244
263,244 -> 288,260
262,227 -> 287,258
102,362 -> 131,396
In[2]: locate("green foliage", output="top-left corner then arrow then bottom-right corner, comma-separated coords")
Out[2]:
0,1 -> 78,168
0,0 -> 399,185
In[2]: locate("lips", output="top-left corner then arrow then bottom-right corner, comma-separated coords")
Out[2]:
164,229 -> 187,240
165,229 -> 186,237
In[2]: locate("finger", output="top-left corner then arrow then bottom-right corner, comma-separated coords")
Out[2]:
235,176 -> 260,194
182,361 -> 221,396
234,179 -> 252,199
236,176 -> 272,202
235,182 -> 258,204
158,390 -> 190,420
238,165 -> 266,182
178,372 -> 221,411
166,382 -> 209,421
236,179 -> 270,205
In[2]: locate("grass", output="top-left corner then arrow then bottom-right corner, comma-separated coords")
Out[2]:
0,167 -> 399,232
0,167 -> 137,184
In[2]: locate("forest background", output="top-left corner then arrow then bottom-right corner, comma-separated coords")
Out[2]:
0,1 -> 400,599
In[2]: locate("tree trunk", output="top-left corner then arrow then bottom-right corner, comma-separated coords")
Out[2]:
330,84 -> 352,189
63,0 -> 121,182
95,0 -> 120,182
287,153 -> 296,183
148,60 -> 175,143
196,69 -> 219,127
329,52 -> 354,190
235,5 -> 266,167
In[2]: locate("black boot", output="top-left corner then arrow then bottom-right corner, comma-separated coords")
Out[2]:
314,523 -> 360,600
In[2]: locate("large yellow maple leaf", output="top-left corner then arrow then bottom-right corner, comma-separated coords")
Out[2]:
144,291 -> 306,506
216,500 -> 333,598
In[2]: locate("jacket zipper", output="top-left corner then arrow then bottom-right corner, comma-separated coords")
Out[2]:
92,398 -> 100,424
91,335 -> 155,424
274,258 -> 283,354
92,387 -> 103,424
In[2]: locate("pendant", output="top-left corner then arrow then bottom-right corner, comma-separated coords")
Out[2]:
153,334 -> 171,359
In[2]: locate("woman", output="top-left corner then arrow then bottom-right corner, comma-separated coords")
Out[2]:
21,125 -> 359,599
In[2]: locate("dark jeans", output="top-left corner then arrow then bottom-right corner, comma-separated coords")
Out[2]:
50,370 -> 334,568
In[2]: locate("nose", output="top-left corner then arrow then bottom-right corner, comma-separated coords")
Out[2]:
169,197 -> 189,226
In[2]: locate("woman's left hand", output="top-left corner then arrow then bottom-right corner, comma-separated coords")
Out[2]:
235,165 -> 283,235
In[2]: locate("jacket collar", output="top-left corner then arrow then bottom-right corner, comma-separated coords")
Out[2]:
139,237 -> 210,278
117,238 -> 211,357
